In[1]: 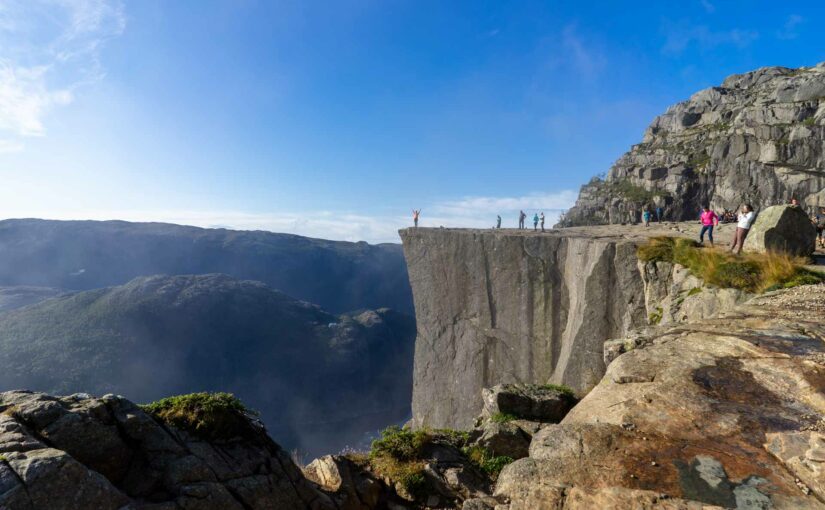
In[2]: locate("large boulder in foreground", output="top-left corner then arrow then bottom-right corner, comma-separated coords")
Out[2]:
489,284 -> 825,509
0,391 -> 333,510
743,205 -> 816,256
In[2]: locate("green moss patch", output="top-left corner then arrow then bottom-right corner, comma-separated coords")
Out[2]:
461,445 -> 513,479
539,383 -> 576,398
141,392 -> 257,441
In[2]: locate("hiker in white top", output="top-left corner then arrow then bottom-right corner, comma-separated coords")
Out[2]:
730,204 -> 755,254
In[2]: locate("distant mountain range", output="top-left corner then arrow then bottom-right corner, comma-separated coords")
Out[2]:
0,219 -> 412,315
0,273 -> 415,455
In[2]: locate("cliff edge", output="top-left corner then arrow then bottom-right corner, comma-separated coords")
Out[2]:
400,226 -> 670,429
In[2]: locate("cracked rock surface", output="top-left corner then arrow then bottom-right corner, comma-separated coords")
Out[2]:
489,283 -> 825,509
562,62 -> 825,227
0,391 -> 333,510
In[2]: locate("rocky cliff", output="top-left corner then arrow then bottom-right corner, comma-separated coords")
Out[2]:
560,62 -> 825,226
0,391 -> 333,510
483,282 -> 825,509
399,227 -> 650,429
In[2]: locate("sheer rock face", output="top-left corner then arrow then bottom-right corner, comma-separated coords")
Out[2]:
493,284 -> 825,509
0,391 -> 333,510
561,63 -> 825,227
399,228 -> 648,429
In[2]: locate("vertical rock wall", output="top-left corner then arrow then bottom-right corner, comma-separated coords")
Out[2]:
399,228 -> 648,429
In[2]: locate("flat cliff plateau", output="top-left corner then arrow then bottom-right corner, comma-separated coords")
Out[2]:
400,222 -> 734,430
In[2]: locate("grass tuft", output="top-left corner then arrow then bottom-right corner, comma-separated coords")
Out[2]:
489,412 -> 518,424
461,445 -> 514,479
539,383 -> 576,398
637,237 -> 823,293
141,392 -> 257,441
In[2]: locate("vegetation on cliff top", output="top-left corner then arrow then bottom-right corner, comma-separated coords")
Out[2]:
141,392 -> 258,441
637,236 -> 823,292
361,424 -> 512,501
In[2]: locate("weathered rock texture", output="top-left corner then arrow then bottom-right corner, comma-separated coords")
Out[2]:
491,284 -> 825,509
400,227 -> 649,429
561,63 -> 825,227
743,204 -> 817,255
0,391 -> 333,510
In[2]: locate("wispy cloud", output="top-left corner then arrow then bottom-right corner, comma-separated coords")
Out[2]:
699,0 -> 715,14
3,191 -> 579,244
560,24 -> 606,80
662,22 -> 758,55
0,0 -> 124,150
776,14 -> 803,40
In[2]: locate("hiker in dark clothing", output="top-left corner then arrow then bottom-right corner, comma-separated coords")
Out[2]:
656,206 -> 663,222
496,215 -> 502,229
519,210 -> 526,229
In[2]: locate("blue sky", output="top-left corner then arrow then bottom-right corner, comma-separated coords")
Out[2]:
0,0 -> 823,242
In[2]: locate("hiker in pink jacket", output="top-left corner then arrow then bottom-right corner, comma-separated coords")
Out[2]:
699,205 -> 719,247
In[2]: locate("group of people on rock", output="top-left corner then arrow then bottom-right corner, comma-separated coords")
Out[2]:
410,199 -> 825,251
515,210 -> 546,231
697,203 -> 755,254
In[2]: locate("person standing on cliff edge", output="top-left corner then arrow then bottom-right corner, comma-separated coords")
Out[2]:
519,210 -> 526,229
730,204 -> 755,254
533,213 -> 539,231
699,205 -> 719,247
412,209 -> 421,227
496,215 -> 502,229
540,212 -> 545,232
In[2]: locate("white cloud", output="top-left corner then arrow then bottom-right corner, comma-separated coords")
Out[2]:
2,191 -> 579,244
0,0 -> 124,150
662,23 -> 758,55
776,14 -> 803,40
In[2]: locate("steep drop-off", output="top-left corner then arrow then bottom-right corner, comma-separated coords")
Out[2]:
0,274 -> 415,456
561,62 -> 825,226
399,227 -> 649,429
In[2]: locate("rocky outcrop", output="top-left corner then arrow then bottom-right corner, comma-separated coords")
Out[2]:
743,204 -> 818,255
0,391 -> 332,509
561,63 -> 825,227
399,227 -> 649,429
480,384 -> 576,424
487,284 -> 825,509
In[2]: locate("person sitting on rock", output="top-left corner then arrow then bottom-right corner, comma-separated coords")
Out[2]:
533,213 -> 539,231
699,205 -> 719,247
730,204 -> 755,254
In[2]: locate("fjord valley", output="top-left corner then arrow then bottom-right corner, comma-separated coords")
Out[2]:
0,219 -> 412,315
0,223 -> 416,456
